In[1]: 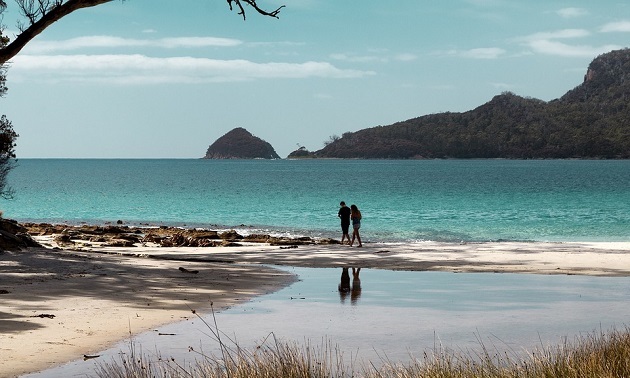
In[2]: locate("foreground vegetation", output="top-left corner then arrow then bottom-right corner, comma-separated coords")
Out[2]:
95,310 -> 630,378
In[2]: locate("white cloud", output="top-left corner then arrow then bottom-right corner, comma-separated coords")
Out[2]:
247,41 -> 306,48
517,28 -> 619,57
329,53 -> 385,63
9,54 -> 375,84
23,36 -> 243,54
463,0 -> 506,7
491,82 -> 512,89
527,39 -> 621,57
521,29 -> 591,42
556,7 -> 588,19
600,20 -> 630,33
430,47 -> 504,59
440,49 -> 459,56
461,47 -> 506,59
330,51 -> 416,63
394,53 -> 417,62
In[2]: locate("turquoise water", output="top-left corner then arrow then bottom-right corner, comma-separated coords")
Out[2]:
3,159 -> 630,242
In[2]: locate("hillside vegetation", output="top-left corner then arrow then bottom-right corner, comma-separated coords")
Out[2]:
292,49 -> 630,159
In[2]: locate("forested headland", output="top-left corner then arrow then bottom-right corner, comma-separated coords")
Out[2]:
291,49 -> 630,159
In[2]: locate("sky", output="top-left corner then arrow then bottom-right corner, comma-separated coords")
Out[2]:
1,0 -> 630,158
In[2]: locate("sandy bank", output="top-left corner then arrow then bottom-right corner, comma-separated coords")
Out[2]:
2,238 -> 630,377
88,240 -> 630,276
0,247 -> 296,378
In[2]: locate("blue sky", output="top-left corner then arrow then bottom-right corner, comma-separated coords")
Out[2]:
2,0 -> 630,158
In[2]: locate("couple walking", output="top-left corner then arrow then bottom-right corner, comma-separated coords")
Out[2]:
338,201 -> 362,247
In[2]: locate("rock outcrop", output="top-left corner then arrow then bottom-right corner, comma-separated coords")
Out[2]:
287,146 -> 315,158
22,222 -> 340,249
0,218 -> 42,250
203,127 -> 280,159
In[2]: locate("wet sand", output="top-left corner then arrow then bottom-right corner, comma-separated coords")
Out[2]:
0,246 -> 296,377
2,239 -> 630,377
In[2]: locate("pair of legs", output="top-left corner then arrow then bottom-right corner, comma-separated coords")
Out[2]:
350,225 -> 362,247
341,223 -> 351,245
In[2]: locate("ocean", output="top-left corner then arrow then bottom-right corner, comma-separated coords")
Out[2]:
3,158 -> 630,243
14,159 -> 630,377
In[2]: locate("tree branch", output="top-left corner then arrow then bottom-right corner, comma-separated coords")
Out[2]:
0,0 -> 113,64
0,0 -> 285,64
227,0 -> 284,20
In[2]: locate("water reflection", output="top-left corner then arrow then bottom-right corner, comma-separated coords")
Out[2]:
26,268 -> 630,378
338,267 -> 362,304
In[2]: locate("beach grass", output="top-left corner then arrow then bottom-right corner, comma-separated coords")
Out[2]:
95,308 -> 630,378
375,327 -> 630,377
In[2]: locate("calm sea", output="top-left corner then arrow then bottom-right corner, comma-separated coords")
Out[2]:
3,159 -> 630,243
16,159 -> 630,377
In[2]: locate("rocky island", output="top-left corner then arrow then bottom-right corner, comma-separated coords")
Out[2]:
204,127 -> 280,159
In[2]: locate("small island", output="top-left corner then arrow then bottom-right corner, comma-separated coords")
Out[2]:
203,127 -> 280,159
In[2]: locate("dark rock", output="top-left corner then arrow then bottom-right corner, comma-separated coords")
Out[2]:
16,233 -> 43,248
159,238 -> 174,247
244,234 -> 271,243
219,230 -> 243,240
0,229 -> 26,250
105,239 -> 136,247
220,241 -> 242,247
21,222 -> 334,250
317,238 -> 342,245
0,220 -> 42,250
114,234 -> 142,243
203,127 -> 280,159
0,218 -> 28,251
171,233 -> 186,246
54,234 -> 73,244
187,230 -> 220,240
178,267 -> 199,274
103,226 -> 128,234
268,236 -> 315,246
287,146 -> 316,159
0,218 -> 27,235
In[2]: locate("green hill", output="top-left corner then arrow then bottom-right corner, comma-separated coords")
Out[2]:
291,49 -> 630,159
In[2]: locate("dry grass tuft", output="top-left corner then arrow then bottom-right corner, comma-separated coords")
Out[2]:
96,308 -> 630,378
368,327 -> 630,378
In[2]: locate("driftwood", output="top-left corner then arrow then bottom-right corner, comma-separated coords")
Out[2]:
178,267 -> 199,274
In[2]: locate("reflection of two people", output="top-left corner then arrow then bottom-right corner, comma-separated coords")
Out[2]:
338,267 -> 361,304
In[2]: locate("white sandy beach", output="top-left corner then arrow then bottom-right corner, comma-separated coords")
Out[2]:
2,238 -> 630,377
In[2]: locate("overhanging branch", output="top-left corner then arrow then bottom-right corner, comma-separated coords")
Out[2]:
227,0 -> 284,20
0,0 -> 113,64
0,0 -> 285,64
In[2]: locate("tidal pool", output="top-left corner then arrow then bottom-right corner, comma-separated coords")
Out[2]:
26,267 -> 630,377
